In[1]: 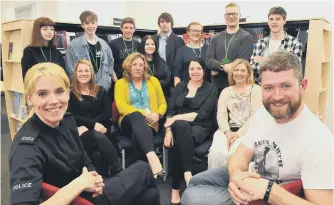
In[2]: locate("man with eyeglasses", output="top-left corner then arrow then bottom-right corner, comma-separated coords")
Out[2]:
206,2 -> 253,94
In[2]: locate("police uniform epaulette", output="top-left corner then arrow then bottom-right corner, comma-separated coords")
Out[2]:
64,112 -> 73,116
15,119 -> 41,145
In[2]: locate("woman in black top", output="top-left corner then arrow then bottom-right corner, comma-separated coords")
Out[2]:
21,17 -> 65,78
9,62 -> 159,205
68,59 -> 121,176
164,58 -> 218,204
174,22 -> 209,86
138,35 -> 171,97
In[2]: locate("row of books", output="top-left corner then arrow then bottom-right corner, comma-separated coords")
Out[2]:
12,91 -> 27,121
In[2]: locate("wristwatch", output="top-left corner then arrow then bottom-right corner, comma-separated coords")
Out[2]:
263,180 -> 274,202
158,113 -> 163,120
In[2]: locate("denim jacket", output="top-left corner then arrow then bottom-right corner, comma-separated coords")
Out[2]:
65,36 -> 114,91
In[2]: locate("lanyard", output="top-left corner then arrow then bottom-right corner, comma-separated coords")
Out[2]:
148,63 -> 155,75
40,47 -> 51,62
123,39 -> 134,56
224,30 -> 238,59
86,37 -> 99,72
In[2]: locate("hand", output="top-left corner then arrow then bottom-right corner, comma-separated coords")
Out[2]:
239,177 -> 269,201
164,130 -> 174,148
94,122 -> 107,134
225,131 -> 234,150
228,171 -> 260,205
253,56 -> 266,64
211,71 -> 219,76
146,113 -> 160,124
164,117 -> 175,128
78,126 -> 88,136
228,133 -> 239,151
76,167 -> 105,197
222,63 -> 231,73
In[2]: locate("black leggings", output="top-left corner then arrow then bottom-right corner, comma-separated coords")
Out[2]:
80,130 -> 122,175
170,120 -> 209,190
84,161 -> 160,205
120,112 -> 156,162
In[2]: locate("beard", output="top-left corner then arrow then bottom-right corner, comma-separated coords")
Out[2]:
263,95 -> 302,120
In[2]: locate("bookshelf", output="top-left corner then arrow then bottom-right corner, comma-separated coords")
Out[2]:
2,19 -> 34,139
173,18 -> 332,121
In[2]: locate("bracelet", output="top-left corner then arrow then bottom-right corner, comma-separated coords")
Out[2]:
263,180 -> 274,202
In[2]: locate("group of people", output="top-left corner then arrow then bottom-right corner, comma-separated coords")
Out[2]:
9,2 -> 333,205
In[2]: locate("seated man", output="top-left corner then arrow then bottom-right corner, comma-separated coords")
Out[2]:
181,51 -> 333,205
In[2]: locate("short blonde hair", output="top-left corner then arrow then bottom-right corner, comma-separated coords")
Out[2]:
228,59 -> 254,86
122,52 -> 151,81
226,2 -> 240,9
24,63 -> 70,116
186,22 -> 203,31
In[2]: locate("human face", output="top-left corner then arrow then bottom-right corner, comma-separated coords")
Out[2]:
40,26 -> 55,42
233,63 -> 249,85
29,76 -> 69,127
159,19 -> 172,33
76,63 -> 92,84
189,61 -> 204,82
121,23 -> 135,40
261,69 -> 307,123
268,14 -> 286,34
81,20 -> 97,36
144,39 -> 156,55
225,6 -> 240,28
130,57 -> 145,79
188,25 -> 203,43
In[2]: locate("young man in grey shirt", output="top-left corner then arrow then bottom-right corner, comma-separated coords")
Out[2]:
206,2 -> 253,94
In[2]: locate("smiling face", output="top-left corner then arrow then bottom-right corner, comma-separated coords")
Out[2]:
121,23 -> 135,40
261,69 -> 307,123
76,63 -> 92,85
225,6 -> 240,28
130,57 -> 145,79
232,63 -> 249,85
40,26 -> 55,42
268,14 -> 286,34
187,24 -> 203,43
189,61 -> 204,82
81,20 -> 97,36
144,38 -> 156,55
29,76 -> 69,127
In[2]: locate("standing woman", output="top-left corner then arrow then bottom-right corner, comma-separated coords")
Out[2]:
138,35 -> 171,97
21,17 -> 65,78
174,22 -> 209,86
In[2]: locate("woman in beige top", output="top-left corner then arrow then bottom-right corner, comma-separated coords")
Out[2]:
208,59 -> 262,169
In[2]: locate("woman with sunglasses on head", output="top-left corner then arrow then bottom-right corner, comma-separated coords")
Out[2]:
174,22 -> 209,87
21,17 -> 65,78
138,35 -> 171,98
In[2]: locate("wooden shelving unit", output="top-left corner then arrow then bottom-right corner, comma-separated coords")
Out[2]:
2,19 -> 34,139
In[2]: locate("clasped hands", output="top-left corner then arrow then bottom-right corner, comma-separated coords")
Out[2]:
144,110 -> 160,125
211,63 -> 232,76
77,167 -> 104,198
228,171 -> 270,205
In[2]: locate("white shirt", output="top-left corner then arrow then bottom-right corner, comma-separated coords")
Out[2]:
242,105 -> 333,189
264,39 -> 282,57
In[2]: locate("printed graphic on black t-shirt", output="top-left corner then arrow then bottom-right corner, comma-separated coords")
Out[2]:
88,41 -> 101,73
254,140 -> 283,181
119,40 -> 137,59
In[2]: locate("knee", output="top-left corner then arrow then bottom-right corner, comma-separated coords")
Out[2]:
181,188 -> 204,205
171,120 -> 190,133
92,131 -> 108,141
132,160 -> 151,172
129,111 -> 145,120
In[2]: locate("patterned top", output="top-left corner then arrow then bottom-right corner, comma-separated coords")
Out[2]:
250,32 -> 303,83
129,80 -> 150,111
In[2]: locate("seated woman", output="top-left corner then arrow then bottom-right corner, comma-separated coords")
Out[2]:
114,52 -> 167,178
164,58 -> 218,204
9,63 -> 160,205
173,22 -> 209,86
208,59 -> 262,169
138,35 -> 171,97
68,59 -> 121,177
21,17 -> 65,78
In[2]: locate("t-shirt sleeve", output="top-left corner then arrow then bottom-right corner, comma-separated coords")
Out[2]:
241,109 -> 263,150
301,136 -> 334,189
9,144 -> 44,205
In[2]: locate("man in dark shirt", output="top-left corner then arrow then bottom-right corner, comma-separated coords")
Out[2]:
206,2 -> 253,94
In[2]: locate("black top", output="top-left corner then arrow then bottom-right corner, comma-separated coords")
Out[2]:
109,38 -> 140,79
174,45 -> 209,82
21,46 -> 66,78
87,41 -> 101,73
9,113 -> 95,205
167,81 -> 218,128
67,86 -> 112,130
147,57 -> 171,90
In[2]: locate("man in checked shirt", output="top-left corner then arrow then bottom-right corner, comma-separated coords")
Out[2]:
250,7 -> 303,83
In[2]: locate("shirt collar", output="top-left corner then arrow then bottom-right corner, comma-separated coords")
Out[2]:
160,30 -> 172,39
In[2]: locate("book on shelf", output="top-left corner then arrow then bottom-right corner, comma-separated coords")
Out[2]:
16,122 -> 23,133
8,42 -> 14,60
12,92 -> 21,118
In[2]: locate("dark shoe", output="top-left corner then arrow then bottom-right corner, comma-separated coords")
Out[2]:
153,170 -> 166,179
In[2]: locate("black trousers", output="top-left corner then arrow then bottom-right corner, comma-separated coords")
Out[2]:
170,120 -> 210,190
80,130 -> 122,176
120,112 -> 156,162
84,161 -> 160,205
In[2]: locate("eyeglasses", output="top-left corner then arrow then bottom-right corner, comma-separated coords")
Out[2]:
225,13 -> 239,18
188,29 -> 202,34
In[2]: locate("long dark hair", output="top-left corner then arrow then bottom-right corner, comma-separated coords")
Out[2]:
138,35 -> 164,78
30,17 -> 57,47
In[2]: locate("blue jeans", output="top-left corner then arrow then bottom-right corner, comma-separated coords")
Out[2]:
181,167 -> 235,205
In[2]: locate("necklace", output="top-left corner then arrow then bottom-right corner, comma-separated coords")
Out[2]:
123,39 -> 134,56
222,29 -> 238,64
189,43 -> 202,58
40,47 -> 51,62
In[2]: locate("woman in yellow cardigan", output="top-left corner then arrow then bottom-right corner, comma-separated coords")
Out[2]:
115,52 -> 167,178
